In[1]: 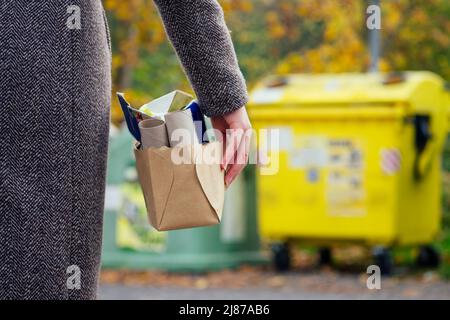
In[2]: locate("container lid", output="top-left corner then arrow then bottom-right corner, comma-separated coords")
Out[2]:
248,72 -> 445,110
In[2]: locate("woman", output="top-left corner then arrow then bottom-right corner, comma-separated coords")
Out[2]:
0,0 -> 251,299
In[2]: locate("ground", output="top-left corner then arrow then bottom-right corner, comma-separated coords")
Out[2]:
99,266 -> 450,300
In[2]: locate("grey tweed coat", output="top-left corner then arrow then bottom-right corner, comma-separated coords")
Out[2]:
0,0 -> 247,300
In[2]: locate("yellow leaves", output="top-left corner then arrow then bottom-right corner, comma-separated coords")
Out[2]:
324,23 -> 338,42
111,55 -> 122,74
104,0 -> 450,125
384,11 -> 401,33
269,24 -> 286,39
106,0 -> 149,21
378,59 -> 391,73
279,1 -> 294,15
265,11 -> 278,24
265,11 -> 286,39
276,55 -> 303,75
431,29 -> 450,48
238,0 -> 254,13
106,2 -> 165,66
277,40 -> 368,75
392,52 -> 407,69
221,0 -> 253,14
410,8 -> 429,25
275,0 -> 449,79
276,0 -> 367,74
104,0 -> 133,21
237,31 -> 251,44
221,0 -> 232,13
296,0 -> 327,20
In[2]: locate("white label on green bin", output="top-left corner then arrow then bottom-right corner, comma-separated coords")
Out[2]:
116,183 -> 167,252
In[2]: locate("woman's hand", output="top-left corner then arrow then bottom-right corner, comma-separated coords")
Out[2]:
211,107 -> 252,186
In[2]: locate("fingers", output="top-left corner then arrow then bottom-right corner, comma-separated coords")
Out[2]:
224,127 -> 252,186
211,107 -> 252,185
225,163 -> 246,187
222,128 -> 239,170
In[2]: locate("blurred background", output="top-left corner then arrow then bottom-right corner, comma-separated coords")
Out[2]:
100,0 -> 450,299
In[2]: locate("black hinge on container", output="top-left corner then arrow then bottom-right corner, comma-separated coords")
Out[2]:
413,115 -> 432,180
444,82 -> 450,92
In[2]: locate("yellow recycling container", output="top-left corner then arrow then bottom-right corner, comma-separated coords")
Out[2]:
248,72 -> 449,273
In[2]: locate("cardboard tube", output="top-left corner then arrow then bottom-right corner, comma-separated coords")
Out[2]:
165,108 -> 199,147
138,118 -> 169,149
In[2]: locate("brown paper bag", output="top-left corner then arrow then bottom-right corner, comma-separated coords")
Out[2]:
134,142 -> 225,231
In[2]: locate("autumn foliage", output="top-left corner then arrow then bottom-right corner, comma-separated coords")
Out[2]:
104,0 -> 450,124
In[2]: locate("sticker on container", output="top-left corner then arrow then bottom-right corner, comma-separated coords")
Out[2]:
328,139 -> 363,169
326,138 -> 366,217
289,136 -> 327,169
380,148 -> 401,175
326,170 -> 366,217
307,168 -> 319,183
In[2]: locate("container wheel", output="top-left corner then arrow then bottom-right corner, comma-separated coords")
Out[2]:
373,247 -> 393,275
271,242 -> 291,272
318,247 -> 333,266
416,245 -> 441,268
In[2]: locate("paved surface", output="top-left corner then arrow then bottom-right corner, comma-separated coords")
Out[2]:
100,285 -> 352,300
99,269 -> 450,300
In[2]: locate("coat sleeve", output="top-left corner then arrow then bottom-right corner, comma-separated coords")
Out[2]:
153,0 -> 248,117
